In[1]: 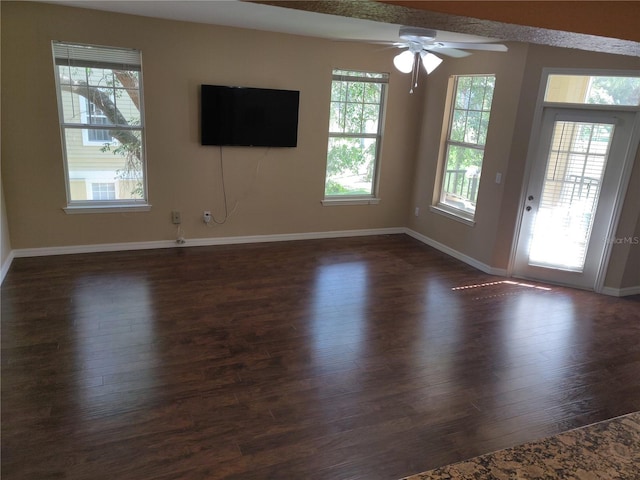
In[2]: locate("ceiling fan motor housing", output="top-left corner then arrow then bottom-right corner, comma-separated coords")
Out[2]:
399,26 -> 437,43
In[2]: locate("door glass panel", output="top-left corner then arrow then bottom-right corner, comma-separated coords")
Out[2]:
528,120 -> 614,271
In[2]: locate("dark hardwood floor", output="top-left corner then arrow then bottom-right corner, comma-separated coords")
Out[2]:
2,234 -> 639,480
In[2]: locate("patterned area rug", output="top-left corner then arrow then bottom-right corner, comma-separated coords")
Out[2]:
401,412 -> 640,479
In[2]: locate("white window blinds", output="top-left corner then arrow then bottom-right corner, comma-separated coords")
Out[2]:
53,42 -> 141,71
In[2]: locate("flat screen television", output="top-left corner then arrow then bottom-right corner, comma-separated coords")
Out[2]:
201,85 -> 300,147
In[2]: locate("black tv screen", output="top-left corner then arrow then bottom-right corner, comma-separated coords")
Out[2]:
201,85 -> 299,147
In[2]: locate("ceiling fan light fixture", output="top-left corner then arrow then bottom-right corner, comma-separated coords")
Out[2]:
421,52 -> 443,74
393,50 -> 414,74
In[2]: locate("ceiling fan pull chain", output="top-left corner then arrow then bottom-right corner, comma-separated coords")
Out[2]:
410,52 -> 420,94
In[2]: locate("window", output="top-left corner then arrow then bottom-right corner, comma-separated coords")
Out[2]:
545,74 -> 640,106
435,75 -> 496,220
91,182 -> 116,200
53,42 -> 147,209
324,70 -> 388,201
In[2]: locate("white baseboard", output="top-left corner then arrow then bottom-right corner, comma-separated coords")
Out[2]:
406,228 -> 639,296
600,285 -> 640,297
1,250 -> 16,284
404,228 -> 508,277
9,227 -> 405,260
4,228 -> 637,297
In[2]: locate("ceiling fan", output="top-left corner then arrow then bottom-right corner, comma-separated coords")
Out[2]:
391,26 -> 508,93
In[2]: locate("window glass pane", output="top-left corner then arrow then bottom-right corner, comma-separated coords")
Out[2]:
483,78 -> 495,109
114,91 -> 141,125
343,102 -> 361,134
331,81 -> 346,102
325,137 -> 376,196
455,77 -> 472,109
449,75 -> 494,147
467,76 -> 487,111
111,70 -> 139,88
545,74 -> 640,105
87,68 -> 114,88
450,110 -> 467,143
364,83 -> 381,104
346,82 -> 364,103
478,112 -> 491,145
88,128 -> 112,142
69,66 -> 88,85
59,82 -> 89,123
363,104 -> 380,134
329,101 -> 345,132
64,128 -> 144,202
58,65 -> 73,85
465,110 -> 482,144
57,65 -> 140,127
440,145 -> 484,213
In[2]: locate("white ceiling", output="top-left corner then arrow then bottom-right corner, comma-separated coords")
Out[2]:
45,0 -> 498,44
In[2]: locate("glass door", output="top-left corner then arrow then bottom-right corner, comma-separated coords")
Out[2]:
513,108 -> 635,289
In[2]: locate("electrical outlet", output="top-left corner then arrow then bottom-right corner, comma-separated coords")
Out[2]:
171,210 -> 181,224
203,211 -> 212,224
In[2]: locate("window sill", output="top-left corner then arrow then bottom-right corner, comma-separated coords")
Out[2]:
64,204 -> 152,214
321,197 -> 380,206
429,205 -> 476,227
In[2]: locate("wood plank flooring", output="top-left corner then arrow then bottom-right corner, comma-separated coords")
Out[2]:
2,234 -> 639,480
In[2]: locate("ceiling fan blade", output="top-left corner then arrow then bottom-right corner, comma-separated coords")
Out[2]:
367,41 -> 410,50
367,40 -> 401,45
424,47 -> 471,58
434,42 -> 508,52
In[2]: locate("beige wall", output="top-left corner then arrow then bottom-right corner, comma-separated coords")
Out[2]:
1,2 -> 420,248
408,43 -> 530,267
1,179 -> 11,270
622,200 -> 640,289
1,43 -> 10,270
605,148 -> 640,290
2,2 -> 638,291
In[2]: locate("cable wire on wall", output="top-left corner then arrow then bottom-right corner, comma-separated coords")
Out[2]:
206,146 -> 271,225
211,145 -> 229,224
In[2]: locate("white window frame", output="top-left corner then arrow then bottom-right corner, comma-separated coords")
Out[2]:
322,70 -> 388,206
52,41 -> 150,213
432,74 -> 496,224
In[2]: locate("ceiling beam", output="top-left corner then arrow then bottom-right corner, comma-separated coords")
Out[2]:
380,2 -> 640,43
253,1 -> 640,57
